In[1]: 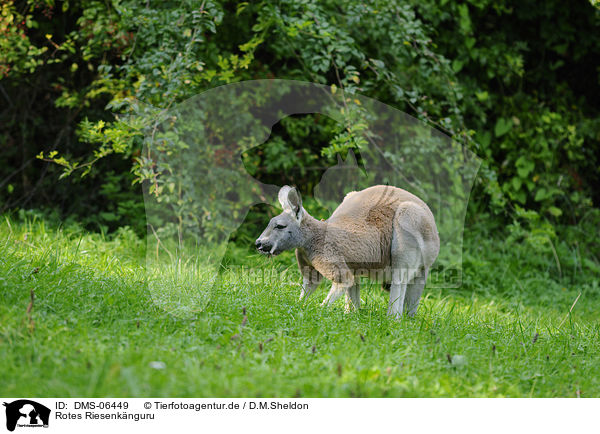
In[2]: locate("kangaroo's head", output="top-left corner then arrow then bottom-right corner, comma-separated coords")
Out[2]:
255,186 -> 304,256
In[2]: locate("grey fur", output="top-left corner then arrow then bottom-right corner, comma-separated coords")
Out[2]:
256,185 -> 440,318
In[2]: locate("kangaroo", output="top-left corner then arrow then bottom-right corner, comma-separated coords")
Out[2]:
255,185 -> 440,318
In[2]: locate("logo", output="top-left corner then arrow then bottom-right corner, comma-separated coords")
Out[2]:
3,400 -> 50,432
137,80 -> 481,317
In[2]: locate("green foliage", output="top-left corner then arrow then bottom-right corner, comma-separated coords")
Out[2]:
0,0 -> 599,238
413,0 -> 600,227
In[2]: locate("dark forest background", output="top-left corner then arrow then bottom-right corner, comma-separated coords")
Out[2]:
1,0 -> 599,254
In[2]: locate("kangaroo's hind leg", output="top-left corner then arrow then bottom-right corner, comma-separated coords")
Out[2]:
403,267 -> 428,317
387,281 -> 407,319
389,202 -> 426,319
344,283 -> 360,312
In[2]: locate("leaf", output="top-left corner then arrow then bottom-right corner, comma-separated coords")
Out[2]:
452,59 -> 464,72
477,131 -> 491,148
236,2 -> 249,15
99,212 -> 117,221
511,177 -> 522,191
534,188 -> 547,201
516,156 -> 535,178
494,117 -> 512,137
548,206 -> 563,217
458,4 -> 472,33
370,59 -> 385,69
475,91 -> 488,102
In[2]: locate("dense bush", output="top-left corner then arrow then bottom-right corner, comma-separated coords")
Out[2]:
1,0 -> 599,240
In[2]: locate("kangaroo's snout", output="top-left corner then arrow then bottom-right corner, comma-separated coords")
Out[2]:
255,238 -> 272,254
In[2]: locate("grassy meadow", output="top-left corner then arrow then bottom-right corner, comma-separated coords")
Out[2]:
0,214 -> 598,397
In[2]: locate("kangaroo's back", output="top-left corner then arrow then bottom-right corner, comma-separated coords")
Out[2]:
329,185 -> 432,226
323,185 -> 437,270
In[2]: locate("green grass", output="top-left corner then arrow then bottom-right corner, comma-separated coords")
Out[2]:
0,214 -> 599,397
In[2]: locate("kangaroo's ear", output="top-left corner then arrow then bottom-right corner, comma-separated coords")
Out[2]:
278,185 -> 303,220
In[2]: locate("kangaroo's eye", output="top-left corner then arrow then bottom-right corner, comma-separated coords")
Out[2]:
275,224 -> 287,229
